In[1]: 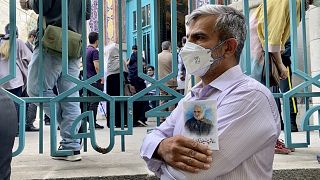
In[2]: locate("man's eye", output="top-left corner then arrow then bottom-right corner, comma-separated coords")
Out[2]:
197,36 -> 205,40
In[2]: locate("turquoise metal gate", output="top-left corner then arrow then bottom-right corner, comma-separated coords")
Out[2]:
1,0 -> 319,158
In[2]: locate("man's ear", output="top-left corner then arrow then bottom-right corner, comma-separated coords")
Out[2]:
223,38 -> 238,58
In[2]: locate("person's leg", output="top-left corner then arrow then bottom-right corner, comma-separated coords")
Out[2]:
7,86 -> 23,133
106,76 -> 112,128
106,74 -> 123,127
0,90 -> 18,179
22,89 -> 39,131
7,86 -> 23,116
112,74 -> 122,127
42,86 -> 58,126
270,86 -> 292,154
107,74 -> 116,126
279,65 -> 298,132
27,48 -> 63,119
271,86 -> 284,130
56,59 -> 82,151
87,82 -> 104,129
26,103 -> 38,131
44,114 -> 50,125
27,48 -> 64,146
159,89 -> 169,123
135,80 -> 148,125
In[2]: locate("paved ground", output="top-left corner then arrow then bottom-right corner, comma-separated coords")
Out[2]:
10,118 -> 320,180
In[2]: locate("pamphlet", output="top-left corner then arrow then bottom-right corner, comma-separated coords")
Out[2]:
183,99 -> 219,150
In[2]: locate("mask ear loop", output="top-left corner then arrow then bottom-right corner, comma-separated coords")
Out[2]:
209,38 -> 237,61
209,40 -> 226,61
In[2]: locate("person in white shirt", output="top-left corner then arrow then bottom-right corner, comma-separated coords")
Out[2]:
140,4 -> 280,180
104,43 -> 129,128
177,36 -> 187,95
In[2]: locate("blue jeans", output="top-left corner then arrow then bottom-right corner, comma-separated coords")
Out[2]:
27,48 -> 81,151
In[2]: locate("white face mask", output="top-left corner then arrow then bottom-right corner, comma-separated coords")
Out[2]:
179,41 -> 225,77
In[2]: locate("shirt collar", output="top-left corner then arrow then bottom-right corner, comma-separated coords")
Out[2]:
88,44 -> 96,49
190,65 -> 243,97
208,65 -> 243,91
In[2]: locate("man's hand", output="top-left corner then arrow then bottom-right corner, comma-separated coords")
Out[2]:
271,52 -> 288,80
277,63 -> 288,80
157,135 -> 213,173
20,0 -> 30,10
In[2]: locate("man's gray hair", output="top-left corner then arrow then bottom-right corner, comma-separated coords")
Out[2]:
186,5 -> 246,62
161,41 -> 171,51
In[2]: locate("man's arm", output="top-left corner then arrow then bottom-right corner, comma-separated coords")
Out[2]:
126,59 -> 130,66
140,105 -> 179,176
270,51 -> 288,79
93,60 -> 100,73
93,60 -> 104,84
92,50 -> 103,84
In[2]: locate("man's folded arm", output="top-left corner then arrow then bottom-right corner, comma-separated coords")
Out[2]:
140,101 -> 183,177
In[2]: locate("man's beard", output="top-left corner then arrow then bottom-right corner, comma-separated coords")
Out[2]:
195,115 -> 204,121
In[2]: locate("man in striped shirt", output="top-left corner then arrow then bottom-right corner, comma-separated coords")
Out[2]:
140,4 -> 280,179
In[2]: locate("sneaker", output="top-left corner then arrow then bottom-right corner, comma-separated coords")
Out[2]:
278,139 -> 295,152
25,125 -> 39,132
52,150 -> 81,162
95,123 -> 104,129
137,120 -> 148,127
275,139 -> 291,154
133,123 -> 145,127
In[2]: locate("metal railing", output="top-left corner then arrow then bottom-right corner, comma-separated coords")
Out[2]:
1,0 -> 319,157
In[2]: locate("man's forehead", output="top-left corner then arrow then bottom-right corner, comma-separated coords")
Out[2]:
186,16 -> 217,36
194,106 -> 202,110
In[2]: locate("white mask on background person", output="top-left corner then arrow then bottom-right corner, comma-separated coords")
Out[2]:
179,41 -> 225,77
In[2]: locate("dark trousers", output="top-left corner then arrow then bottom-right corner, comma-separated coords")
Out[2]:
272,65 -> 298,130
87,81 -> 103,123
7,86 -> 23,124
0,90 -> 18,180
22,89 -> 36,128
106,74 -> 128,127
130,77 -> 148,124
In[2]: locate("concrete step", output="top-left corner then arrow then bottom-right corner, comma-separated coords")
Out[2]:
33,169 -> 320,180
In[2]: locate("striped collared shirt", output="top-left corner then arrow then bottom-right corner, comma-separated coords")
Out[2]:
140,65 -> 280,180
